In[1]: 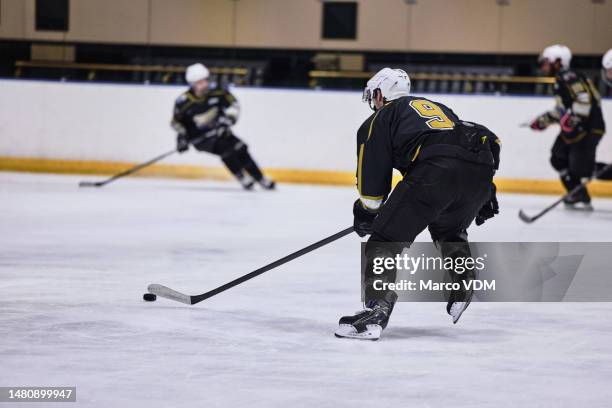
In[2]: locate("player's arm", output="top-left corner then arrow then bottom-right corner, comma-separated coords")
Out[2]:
475,130 -> 501,226
216,90 -> 240,129
224,91 -> 240,124
530,79 -> 564,130
171,94 -> 190,135
356,111 -> 393,210
171,96 -> 190,153
488,132 -> 501,171
353,111 -> 393,237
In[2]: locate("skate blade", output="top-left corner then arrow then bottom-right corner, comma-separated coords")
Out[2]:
449,302 -> 468,324
334,324 -> 382,341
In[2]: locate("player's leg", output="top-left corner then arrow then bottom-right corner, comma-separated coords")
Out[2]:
336,159 -> 454,340
192,135 -> 254,189
428,160 -> 494,323
213,136 -> 255,190
565,134 -> 601,208
335,234 -> 403,340
231,135 -> 276,190
550,134 -> 591,208
192,136 -> 252,188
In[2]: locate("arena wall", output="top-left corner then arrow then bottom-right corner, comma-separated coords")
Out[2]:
1,79 -> 611,195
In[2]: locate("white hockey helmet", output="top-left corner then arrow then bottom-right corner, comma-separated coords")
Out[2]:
363,68 -> 411,107
185,63 -> 210,84
602,49 -> 612,86
539,44 -> 572,70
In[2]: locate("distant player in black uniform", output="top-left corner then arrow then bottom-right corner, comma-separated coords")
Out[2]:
171,63 -> 275,190
335,68 -> 501,340
529,45 -> 605,209
596,49 -> 612,179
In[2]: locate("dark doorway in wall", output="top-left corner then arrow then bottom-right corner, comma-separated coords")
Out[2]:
322,2 -> 357,40
36,0 -> 69,31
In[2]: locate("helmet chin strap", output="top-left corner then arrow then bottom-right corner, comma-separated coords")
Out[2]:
369,89 -> 386,111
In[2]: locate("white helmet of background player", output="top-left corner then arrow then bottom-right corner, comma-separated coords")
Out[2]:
539,44 -> 572,71
185,63 -> 210,84
363,68 -> 411,110
602,49 -> 612,87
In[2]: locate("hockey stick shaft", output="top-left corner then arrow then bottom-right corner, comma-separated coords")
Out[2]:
148,226 -> 355,305
79,149 -> 177,187
519,162 -> 612,223
78,134 -> 212,187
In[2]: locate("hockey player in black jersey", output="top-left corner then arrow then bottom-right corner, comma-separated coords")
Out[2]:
529,45 -> 606,210
171,63 -> 275,190
335,68 -> 501,341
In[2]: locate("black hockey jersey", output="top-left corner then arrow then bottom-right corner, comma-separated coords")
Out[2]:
356,96 -> 500,208
171,87 -> 240,140
546,70 -> 605,142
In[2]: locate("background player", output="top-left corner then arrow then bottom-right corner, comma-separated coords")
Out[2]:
172,63 -> 275,190
529,45 -> 605,209
336,68 -> 501,341
602,49 -> 612,87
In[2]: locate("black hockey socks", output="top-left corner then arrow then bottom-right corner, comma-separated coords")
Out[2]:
222,155 -> 254,190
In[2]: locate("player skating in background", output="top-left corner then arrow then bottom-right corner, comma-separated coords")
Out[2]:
336,68 -> 501,341
529,45 -> 605,210
594,49 -> 612,179
602,49 -> 612,87
172,63 -> 275,190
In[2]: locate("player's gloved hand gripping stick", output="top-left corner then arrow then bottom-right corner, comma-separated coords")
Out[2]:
148,226 -> 354,305
78,134 -> 209,188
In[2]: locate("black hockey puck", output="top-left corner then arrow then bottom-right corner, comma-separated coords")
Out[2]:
143,293 -> 157,302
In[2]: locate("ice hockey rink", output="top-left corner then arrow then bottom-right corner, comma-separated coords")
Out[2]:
2,171 -> 612,407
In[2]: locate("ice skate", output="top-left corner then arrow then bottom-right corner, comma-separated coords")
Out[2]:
335,300 -> 394,341
448,301 -> 469,324
563,191 -> 593,211
258,177 -> 276,190
237,173 -> 255,190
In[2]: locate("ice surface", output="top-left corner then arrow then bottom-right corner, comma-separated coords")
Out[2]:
1,172 -> 612,407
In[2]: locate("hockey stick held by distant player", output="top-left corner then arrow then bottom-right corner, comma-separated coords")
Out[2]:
518,162 -> 612,223
78,134 -> 209,188
78,149 -> 177,188
148,226 -> 355,305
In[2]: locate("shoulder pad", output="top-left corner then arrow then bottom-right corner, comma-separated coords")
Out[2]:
175,92 -> 189,105
208,88 -> 228,96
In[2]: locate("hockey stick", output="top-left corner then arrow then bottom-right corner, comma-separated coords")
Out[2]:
518,162 -> 612,223
148,226 -> 355,305
78,134 -> 211,188
78,149 -> 177,187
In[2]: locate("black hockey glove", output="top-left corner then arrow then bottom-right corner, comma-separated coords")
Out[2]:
176,135 -> 189,153
353,199 -> 379,237
475,183 -> 499,226
530,113 -> 554,131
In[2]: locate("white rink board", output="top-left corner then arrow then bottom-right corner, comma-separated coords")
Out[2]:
0,79 -> 611,179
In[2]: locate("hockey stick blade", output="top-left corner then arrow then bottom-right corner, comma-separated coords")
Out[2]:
78,181 -> 105,188
147,284 -> 193,305
518,209 -> 536,223
147,226 -> 354,306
